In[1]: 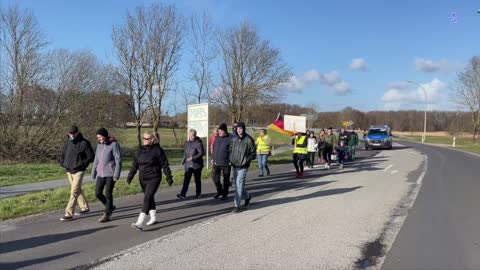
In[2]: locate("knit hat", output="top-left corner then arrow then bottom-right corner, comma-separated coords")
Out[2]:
96,127 -> 109,138
218,123 -> 228,133
68,125 -> 79,134
236,122 -> 246,130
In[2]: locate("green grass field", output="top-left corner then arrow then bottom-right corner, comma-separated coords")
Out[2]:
0,149 -> 184,188
397,135 -> 480,155
0,150 -> 293,220
0,128 -> 292,187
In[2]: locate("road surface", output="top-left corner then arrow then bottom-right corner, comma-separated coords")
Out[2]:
381,140 -> 480,270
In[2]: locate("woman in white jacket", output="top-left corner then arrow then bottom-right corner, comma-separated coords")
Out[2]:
306,131 -> 318,168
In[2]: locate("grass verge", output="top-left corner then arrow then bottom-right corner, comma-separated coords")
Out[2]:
397,135 -> 480,155
0,150 -> 293,221
0,149 -> 184,187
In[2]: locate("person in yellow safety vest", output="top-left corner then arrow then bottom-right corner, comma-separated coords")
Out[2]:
292,131 -> 308,178
256,129 -> 272,177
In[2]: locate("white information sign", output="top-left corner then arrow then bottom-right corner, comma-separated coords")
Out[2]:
284,115 -> 307,133
187,103 -> 209,137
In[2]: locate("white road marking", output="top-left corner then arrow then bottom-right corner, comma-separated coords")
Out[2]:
391,170 -> 399,174
384,165 -> 394,171
416,156 -> 428,185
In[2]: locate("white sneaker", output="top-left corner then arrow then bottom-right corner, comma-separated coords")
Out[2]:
327,164 -> 330,170
324,164 -> 328,169
339,164 -> 344,170
146,210 -> 157,226
131,212 -> 147,231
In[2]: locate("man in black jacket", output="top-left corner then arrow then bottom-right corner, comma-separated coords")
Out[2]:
211,123 -> 231,200
59,126 -> 95,221
229,122 -> 256,213
177,129 -> 205,200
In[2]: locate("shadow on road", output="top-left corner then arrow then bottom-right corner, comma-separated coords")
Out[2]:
251,186 -> 363,212
0,252 -> 78,270
1,226 -> 116,254
78,155 -> 386,224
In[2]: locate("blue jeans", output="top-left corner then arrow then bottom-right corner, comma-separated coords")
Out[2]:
257,154 -> 270,176
234,167 -> 250,208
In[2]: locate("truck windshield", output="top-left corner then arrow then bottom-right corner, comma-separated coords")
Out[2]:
368,129 -> 388,136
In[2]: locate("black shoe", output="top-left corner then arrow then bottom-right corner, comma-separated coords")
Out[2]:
231,207 -> 241,213
60,215 -> 73,221
99,213 -> 110,223
258,174 -> 264,177
267,172 -> 271,176
221,194 -> 228,200
244,194 -> 252,208
177,194 -> 186,200
214,194 -> 221,199
195,194 -> 202,199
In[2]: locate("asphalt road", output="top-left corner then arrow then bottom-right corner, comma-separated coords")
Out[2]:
382,141 -> 480,270
0,149 -> 379,270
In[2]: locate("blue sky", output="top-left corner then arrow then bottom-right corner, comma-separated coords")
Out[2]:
2,0 -> 479,112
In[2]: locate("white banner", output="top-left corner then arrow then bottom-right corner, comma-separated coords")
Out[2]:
187,103 -> 209,137
284,115 -> 306,132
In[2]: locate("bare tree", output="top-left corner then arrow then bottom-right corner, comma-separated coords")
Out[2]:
112,6 -> 150,147
0,5 -> 48,160
212,22 -> 291,123
452,56 -> 480,142
189,13 -> 216,104
43,49 -> 103,126
112,4 -> 184,147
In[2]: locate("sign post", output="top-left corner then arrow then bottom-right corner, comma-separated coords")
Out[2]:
187,103 -> 209,169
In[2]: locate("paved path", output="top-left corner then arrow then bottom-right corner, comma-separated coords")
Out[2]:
92,144 -> 425,270
1,148 -> 384,270
0,146 -> 293,199
381,140 -> 480,270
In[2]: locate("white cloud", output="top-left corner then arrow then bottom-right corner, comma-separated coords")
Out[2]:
387,81 -> 410,90
320,71 -> 341,85
350,58 -> 367,71
320,71 -> 351,94
303,69 -> 322,81
415,58 -> 462,73
283,69 -> 351,95
282,69 -> 321,93
382,78 -> 446,109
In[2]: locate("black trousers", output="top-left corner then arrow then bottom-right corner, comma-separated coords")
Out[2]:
212,165 -> 231,196
307,152 -> 316,167
323,146 -> 333,165
293,153 -> 306,173
140,180 -> 160,213
319,148 -> 325,161
95,177 -> 115,213
180,167 -> 202,196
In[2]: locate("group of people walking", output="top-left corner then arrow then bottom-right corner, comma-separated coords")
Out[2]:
292,127 -> 359,177
59,122 -> 262,230
58,123 -> 358,230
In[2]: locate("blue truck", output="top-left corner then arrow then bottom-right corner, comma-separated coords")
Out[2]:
364,125 -> 393,150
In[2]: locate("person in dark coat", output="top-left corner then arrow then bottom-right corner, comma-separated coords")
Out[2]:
229,122 -> 256,213
177,129 -> 205,200
59,125 -> 95,221
127,131 -> 173,230
211,123 -> 231,200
